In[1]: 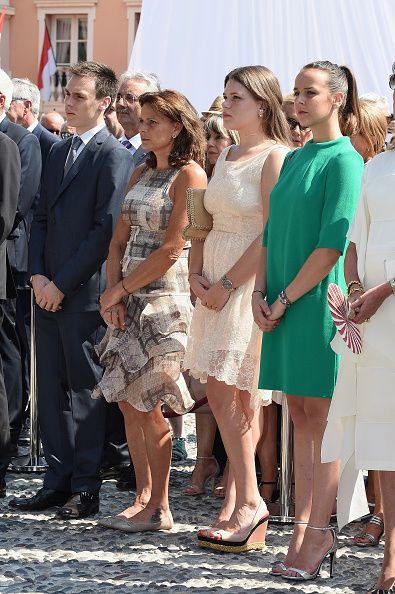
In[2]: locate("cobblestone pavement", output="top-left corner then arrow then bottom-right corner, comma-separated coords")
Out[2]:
0,416 -> 383,594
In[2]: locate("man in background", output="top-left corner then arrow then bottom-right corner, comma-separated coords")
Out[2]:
0,69 -> 41,456
40,111 -> 64,136
0,133 -> 20,497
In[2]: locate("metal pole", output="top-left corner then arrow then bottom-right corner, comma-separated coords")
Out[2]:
269,398 -> 294,523
9,289 -> 47,472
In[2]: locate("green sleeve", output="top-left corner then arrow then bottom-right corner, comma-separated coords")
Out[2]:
316,152 -> 364,253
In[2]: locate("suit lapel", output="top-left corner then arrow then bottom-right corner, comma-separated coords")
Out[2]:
51,128 -> 109,206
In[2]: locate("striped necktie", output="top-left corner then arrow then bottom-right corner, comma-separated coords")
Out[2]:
121,138 -> 136,155
64,136 -> 83,177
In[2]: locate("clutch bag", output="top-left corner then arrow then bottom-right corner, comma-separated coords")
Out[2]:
182,188 -> 213,241
327,283 -> 362,354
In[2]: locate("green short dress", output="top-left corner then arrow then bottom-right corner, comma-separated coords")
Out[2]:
259,136 -> 364,398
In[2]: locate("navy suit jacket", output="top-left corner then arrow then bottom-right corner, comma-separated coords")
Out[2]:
0,133 -> 20,299
29,127 -> 134,313
0,117 -> 41,278
32,121 -> 59,180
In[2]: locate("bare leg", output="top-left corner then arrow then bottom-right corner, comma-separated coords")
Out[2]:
127,401 -> 173,523
212,403 -> 262,528
285,396 -> 340,578
277,394 -> 313,568
206,377 -> 265,535
372,471 -> 395,591
168,414 -> 184,438
256,403 -> 278,502
183,411 -> 218,494
118,401 -> 151,517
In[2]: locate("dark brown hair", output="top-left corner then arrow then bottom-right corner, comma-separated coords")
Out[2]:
69,61 -> 118,102
224,65 -> 291,145
302,61 -> 361,136
139,89 -> 206,168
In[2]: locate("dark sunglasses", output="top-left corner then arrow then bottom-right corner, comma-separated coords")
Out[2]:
47,128 -> 61,135
389,74 -> 395,90
287,117 -> 310,132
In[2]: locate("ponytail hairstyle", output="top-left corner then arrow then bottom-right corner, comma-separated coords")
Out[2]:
302,61 -> 360,136
224,65 -> 291,146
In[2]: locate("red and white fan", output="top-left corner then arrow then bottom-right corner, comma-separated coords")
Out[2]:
327,283 -> 362,354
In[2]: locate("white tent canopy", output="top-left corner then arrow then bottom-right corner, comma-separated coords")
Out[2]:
129,0 -> 395,115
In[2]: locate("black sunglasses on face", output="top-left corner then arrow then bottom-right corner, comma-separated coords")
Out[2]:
287,117 -> 310,132
389,74 -> 395,90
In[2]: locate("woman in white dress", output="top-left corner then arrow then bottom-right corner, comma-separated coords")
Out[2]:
322,76 -> 395,594
183,65 -> 290,551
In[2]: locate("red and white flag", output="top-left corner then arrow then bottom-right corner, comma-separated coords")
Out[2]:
38,25 -> 57,101
0,5 -> 7,43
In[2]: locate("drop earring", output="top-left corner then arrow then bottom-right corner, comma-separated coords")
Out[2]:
258,107 -> 265,118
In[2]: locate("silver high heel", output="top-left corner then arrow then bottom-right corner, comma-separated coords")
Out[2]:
282,524 -> 337,581
271,520 -> 307,576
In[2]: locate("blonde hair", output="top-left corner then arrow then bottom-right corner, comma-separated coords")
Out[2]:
357,99 -> 387,158
224,65 -> 291,145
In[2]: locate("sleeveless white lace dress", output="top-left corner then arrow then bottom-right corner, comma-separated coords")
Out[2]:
183,144 -> 287,409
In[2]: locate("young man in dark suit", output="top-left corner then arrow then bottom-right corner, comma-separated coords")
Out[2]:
9,62 -> 133,518
0,69 -> 41,454
0,132 -> 21,497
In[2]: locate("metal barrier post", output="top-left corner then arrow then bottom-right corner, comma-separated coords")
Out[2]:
269,398 -> 294,523
9,290 -> 47,473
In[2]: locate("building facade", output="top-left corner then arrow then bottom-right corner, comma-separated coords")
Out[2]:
0,0 -> 142,113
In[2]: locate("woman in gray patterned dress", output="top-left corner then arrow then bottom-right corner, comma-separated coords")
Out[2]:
94,90 -> 206,532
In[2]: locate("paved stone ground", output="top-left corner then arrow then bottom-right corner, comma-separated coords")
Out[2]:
0,416 -> 384,594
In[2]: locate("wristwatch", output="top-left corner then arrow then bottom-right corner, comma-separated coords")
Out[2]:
390,278 -> 395,295
220,274 -> 235,293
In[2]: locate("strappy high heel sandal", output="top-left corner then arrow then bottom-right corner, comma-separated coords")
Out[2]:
282,524 -> 337,581
353,514 -> 384,547
259,479 -> 279,505
271,520 -> 307,576
368,584 -> 395,593
197,499 -> 269,553
182,456 -> 219,496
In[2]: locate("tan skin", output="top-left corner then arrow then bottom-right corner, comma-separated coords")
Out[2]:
31,75 -> 111,312
253,68 -> 349,577
100,103 -> 206,523
282,102 -> 313,147
189,77 -> 288,538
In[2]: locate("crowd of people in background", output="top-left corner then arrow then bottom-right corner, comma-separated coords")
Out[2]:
0,56 -> 394,594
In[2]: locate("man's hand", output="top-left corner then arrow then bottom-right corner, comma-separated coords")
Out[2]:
35,279 -> 65,312
31,274 -> 50,301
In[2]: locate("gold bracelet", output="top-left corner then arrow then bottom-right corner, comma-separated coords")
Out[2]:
348,286 -> 364,297
347,280 -> 364,295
